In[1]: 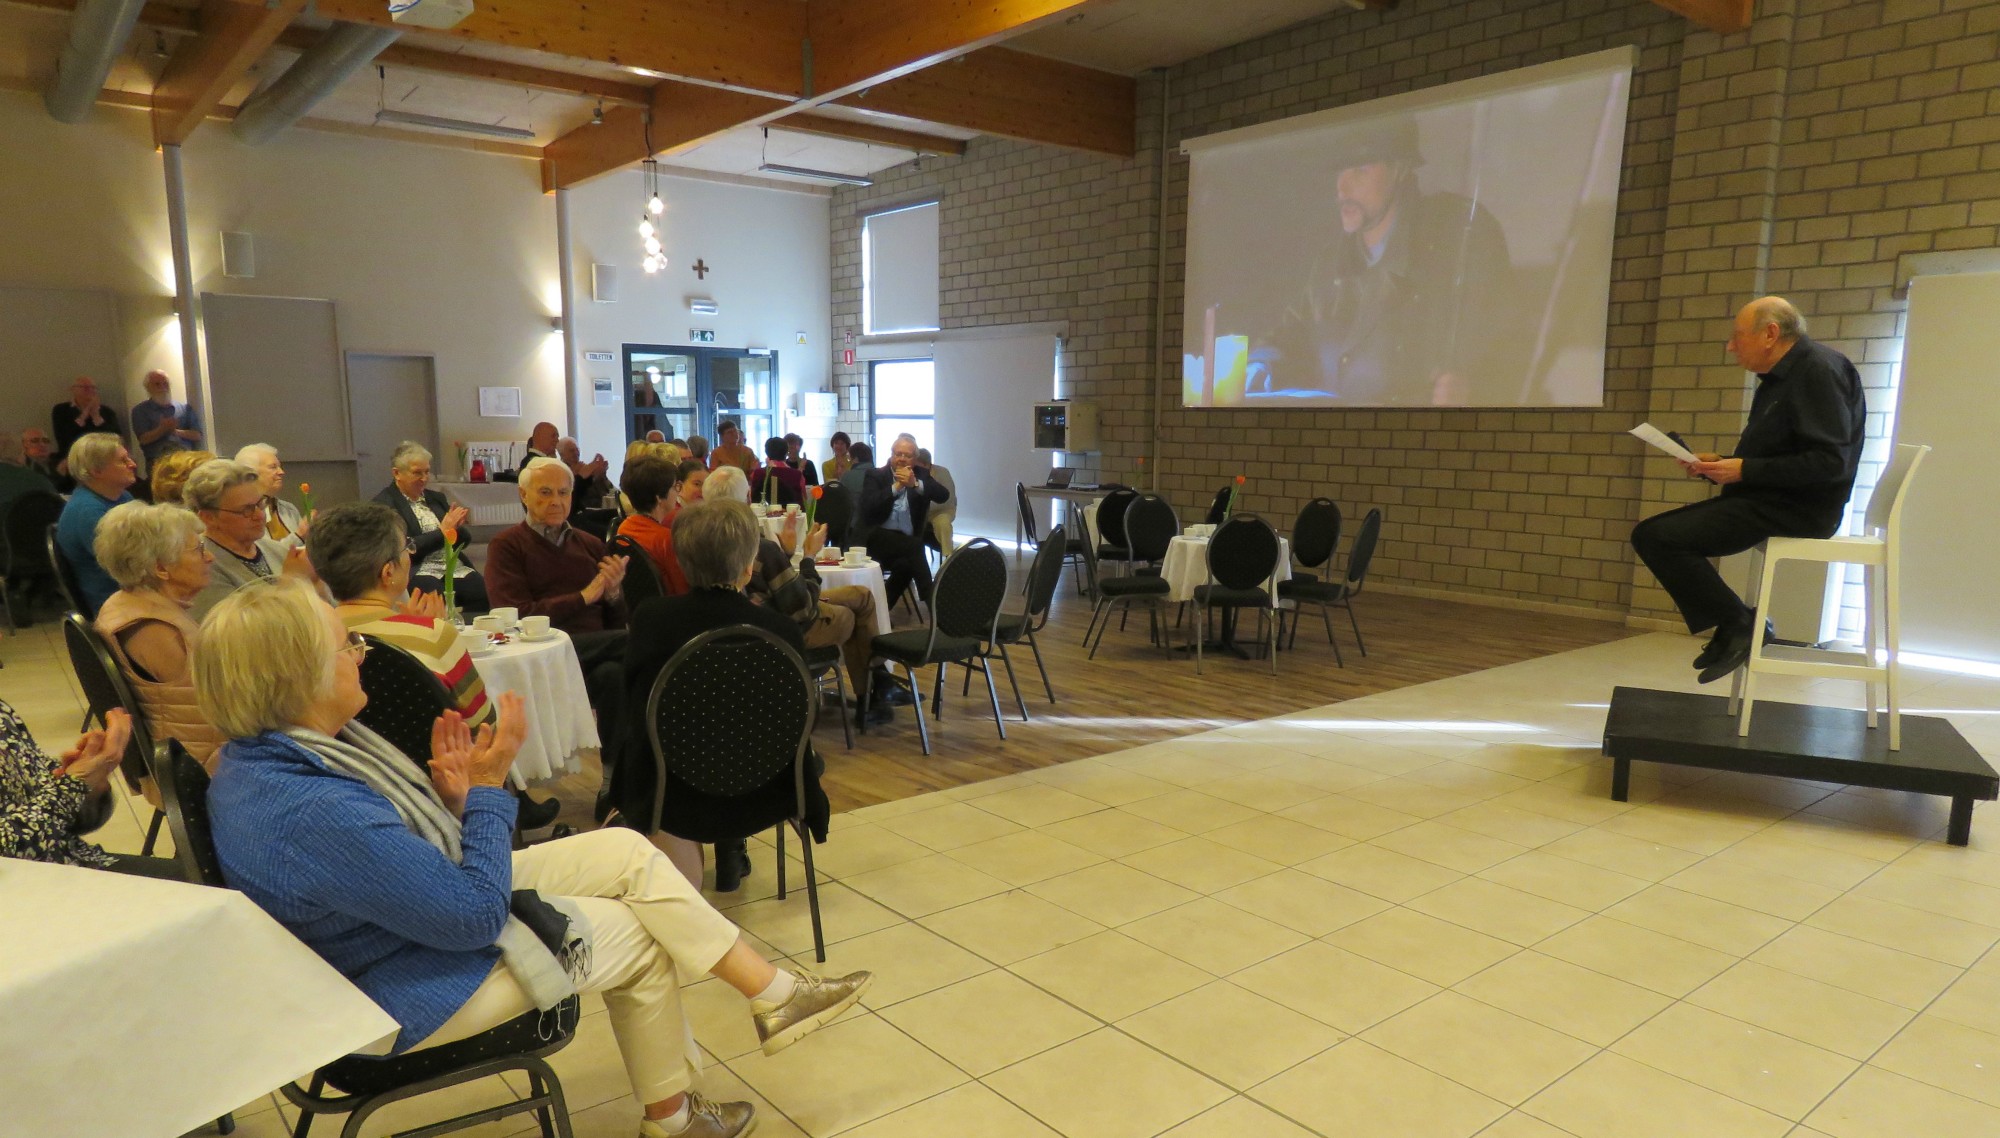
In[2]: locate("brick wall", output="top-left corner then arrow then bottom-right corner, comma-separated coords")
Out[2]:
830,0 -> 2000,630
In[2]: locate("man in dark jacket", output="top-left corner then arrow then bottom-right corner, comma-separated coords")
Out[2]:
859,434 -> 950,609
372,441 -> 487,611
1631,297 -> 1867,683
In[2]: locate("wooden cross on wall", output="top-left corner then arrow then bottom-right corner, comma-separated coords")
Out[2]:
692,259 -> 709,279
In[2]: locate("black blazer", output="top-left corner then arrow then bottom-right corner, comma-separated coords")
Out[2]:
858,463 -> 950,535
614,587 -> 830,843
372,485 -> 471,564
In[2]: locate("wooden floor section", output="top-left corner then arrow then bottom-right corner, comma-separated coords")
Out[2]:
544,575 -> 1638,821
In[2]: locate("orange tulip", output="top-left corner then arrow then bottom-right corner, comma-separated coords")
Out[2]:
299,482 -> 310,493
1234,474 -> 1246,485
441,525 -> 458,545
810,485 -> 824,500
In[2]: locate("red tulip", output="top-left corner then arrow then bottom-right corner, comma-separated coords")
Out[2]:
1234,474 -> 1246,485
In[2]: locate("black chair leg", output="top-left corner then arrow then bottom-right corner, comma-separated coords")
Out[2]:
996,641 -> 1028,721
799,819 -> 826,963
527,1070 -> 557,1138
775,824 -> 788,899
292,1075 -> 324,1138
141,808 -> 165,856
906,663 -> 932,754
932,663 -> 946,719
215,1113 -> 235,1135
828,665 -> 853,749
1347,601 -> 1367,656
1323,605 -> 1344,666
980,658 -> 1008,740
1026,626 -> 1055,703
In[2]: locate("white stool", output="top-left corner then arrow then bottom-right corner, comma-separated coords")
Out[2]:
1728,443 -> 1930,749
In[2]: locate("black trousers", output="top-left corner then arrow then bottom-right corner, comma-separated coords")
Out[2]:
412,569 -> 490,614
570,628 -> 628,775
867,528 -> 934,608
1630,495 -> 1835,635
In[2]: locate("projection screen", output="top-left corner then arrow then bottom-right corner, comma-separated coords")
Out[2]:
1181,47 -> 1633,409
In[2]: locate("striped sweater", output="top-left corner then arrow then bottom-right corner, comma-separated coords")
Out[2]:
338,607 -> 492,727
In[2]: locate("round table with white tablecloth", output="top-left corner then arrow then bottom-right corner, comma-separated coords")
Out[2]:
0,860 -> 398,1138
813,557 -> 892,638
465,628 -> 601,783
1159,533 -> 1292,603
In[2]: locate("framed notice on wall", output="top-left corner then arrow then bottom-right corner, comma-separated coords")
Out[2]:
478,386 -> 522,418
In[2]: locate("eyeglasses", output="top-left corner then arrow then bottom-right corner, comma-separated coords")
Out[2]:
404,537 -> 418,555
339,632 -> 370,662
216,501 -> 267,519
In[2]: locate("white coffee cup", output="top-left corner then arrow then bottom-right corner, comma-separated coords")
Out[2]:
488,606 -> 519,627
459,630 -> 489,655
473,615 -> 504,633
521,615 -> 552,638
843,550 -> 865,566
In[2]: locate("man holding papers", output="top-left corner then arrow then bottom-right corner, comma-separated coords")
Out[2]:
1630,297 -> 1866,683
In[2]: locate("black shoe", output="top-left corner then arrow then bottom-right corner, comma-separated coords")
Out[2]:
878,675 -> 915,706
866,698 -> 895,726
1697,623 -> 1756,684
1694,618 -> 1775,671
513,789 -> 562,830
712,839 -> 752,893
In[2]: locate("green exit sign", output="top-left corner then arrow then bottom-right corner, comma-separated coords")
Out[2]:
689,329 -> 717,343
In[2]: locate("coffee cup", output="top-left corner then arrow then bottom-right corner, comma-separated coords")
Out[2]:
459,630 -> 489,655
473,615 -> 504,633
842,550 -> 865,566
488,606 -> 519,627
521,615 -> 551,638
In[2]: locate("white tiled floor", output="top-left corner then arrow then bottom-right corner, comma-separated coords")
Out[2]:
9,622 -> 2000,1137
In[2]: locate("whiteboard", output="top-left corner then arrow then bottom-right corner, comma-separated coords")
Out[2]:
0,286 -> 121,456
1897,272 -> 2000,663
200,293 -> 352,460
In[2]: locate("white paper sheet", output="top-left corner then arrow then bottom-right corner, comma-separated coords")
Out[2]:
1630,422 -> 1698,463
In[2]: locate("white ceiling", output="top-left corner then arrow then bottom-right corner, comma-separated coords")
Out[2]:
0,0 -> 1366,181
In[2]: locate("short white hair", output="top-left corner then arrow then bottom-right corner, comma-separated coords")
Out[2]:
235,443 -> 278,466
519,456 -> 572,490
67,432 -> 127,480
391,441 -> 432,471
703,465 -> 749,504
94,501 -> 203,590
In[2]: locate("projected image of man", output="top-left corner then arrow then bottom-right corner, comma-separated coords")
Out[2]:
1246,120 -> 1509,405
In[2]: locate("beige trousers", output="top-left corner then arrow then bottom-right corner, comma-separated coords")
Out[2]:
805,584 -> 877,693
409,828 -> 743,1103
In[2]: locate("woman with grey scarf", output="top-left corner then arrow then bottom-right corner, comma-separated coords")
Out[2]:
198,578 -> 869,1138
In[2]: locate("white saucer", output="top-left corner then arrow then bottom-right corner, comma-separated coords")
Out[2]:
519,630 -> 557,642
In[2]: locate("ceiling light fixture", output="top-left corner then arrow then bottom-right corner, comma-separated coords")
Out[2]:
757,127 -> 872,186
591,101 -> 604,126
638,111 -> 666,274
373,108 -> 536,140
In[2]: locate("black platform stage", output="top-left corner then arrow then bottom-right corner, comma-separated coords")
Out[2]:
1602,686 -> 1999,846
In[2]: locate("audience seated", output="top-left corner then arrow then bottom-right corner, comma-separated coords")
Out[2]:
615,441 -> 681,516
614,498 -> 835,894
0,435 -> 56,518
917,447 -> 957,556
704,468 -> 889,725
836,440 -> 874,503
52,376 -> 121,472
187,458 -> 309,620
858,435 -> 950,610
616,456 -> 691,596
784,433 -> 819,487
19,427 -> 70,493
54,432 -> 138,616
146,448 -> 214,510
373,442 -> 488,612
821,431 -> 854,486
684,434 -> 710,465
559,437 -> 615,513
130,370 -> 203,471
197,578 -> 868,1138
93,501 -> 227,771
706,421 -> 756,475
747,437 -> 805,507
0,702 -> 173,876
234,443 -> 306,551
525,420 -> 560,461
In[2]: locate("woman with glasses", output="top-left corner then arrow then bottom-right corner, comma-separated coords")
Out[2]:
186,458 -> 314,620
199,578 -> 868,1138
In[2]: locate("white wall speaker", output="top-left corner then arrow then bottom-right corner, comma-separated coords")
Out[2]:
591,263 -> 619,303
220,231 -> 255,278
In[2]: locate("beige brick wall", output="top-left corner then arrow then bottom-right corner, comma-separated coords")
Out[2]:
830,0 -> 1996,629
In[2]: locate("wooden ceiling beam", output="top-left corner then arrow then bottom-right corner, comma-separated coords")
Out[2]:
1648,0 -> 1753,34
151,0 -> 308,146
268,28 -> 654,106
834,46 -> 1133,157
307,0 -> 808,97
775,111 -> 966,156
804,0 -> 1097,98
541,79 -> 789,191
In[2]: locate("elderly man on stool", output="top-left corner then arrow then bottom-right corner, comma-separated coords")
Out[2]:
1630,297 -> 1866,684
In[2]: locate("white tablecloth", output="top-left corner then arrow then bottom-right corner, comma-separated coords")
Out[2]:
815,559 -> 891,638
434,481 -> 525,527
468,629 -> 600,782
0,860 -> 397,1138
1160,534 -> 1292,604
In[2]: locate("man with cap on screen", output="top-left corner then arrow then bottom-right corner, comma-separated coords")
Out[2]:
1247,118 -> 1511,405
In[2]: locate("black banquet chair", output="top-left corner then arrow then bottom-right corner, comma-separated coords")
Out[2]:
1189,514 -> 1283,676
1092,487 -> 1139,578
1281,506 -> 1382,656
865,538 -> 1011,755
643,624 -> 830,960
607,533 -> 666,614
47,523 -> 88,617
1203,483 -> 1235,526
1277,497 -> 1344,665
1016,483 -> 1091,594
149,738 -> 581,1138
353,635 -> 455,766
817,482 -> 854,550
1084,493 -> 1179,657
63,613 -> 167,853
986,522 -> 1068,716
0,489 -> 64,630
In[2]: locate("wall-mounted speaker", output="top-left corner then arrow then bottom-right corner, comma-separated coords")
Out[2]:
220,231 -> 255,278
591,263 -> 619,303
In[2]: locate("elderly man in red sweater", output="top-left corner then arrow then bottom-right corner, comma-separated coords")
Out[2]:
487,457 -> 631,808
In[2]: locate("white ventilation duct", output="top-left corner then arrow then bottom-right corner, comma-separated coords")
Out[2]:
44,0 -> 147,122
232,22 -> 402,145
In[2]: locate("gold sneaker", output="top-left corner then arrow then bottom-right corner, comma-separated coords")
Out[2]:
752,970 -> 874,1055
637,1093 -> 756,1138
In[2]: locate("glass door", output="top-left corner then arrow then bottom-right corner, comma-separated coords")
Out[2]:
712,350 -> 778,447
628,350 -> 698,442
623,345 -> 783,448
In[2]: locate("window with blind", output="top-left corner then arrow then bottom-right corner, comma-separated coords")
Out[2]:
862,201 -> 940,335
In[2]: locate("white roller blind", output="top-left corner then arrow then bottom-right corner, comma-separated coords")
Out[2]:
863,202 -> 939,335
